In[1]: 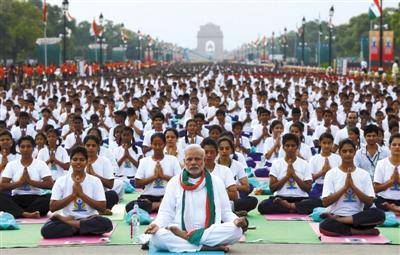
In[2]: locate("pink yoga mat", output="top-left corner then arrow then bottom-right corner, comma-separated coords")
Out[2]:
17,216 -> 50,224
309,223 -> 389,244
39,223 -> 116,246
264,214 -> 311,221
150,213 -> 158,219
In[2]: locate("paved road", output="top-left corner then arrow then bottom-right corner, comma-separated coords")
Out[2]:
1,243 -> 399,255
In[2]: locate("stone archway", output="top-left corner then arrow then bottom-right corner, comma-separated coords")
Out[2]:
196,23 -> 224,61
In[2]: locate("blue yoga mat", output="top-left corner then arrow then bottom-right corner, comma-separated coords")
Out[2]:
149,244 -> 224,255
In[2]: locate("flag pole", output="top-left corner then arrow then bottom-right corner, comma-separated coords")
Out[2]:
44,20 -> 48,68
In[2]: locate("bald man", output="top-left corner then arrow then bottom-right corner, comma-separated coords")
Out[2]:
145,144 -> 247,252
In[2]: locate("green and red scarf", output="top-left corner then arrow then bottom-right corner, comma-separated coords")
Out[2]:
180,169 -> 215,246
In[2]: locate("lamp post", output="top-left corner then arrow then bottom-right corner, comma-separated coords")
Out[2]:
379,0 -> 383,73
283,27 -> 287,62
329,6 -> 334,67
301,16 -> 306,65
271,32 -> 275,62
98,13 -> 104,68
138,31 -> 142,61
62,0 -> 69,64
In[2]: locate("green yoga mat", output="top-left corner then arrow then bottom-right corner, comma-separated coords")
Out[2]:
379,227 -> 400,245
108,220 -> 146,245
0,224 -> 42,248
120,192 -> 141,205
244,210 -> 320,244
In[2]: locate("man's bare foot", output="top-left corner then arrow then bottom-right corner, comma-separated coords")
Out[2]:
320,213 -> 339,220
273,197 -> 295,211
202,245 -> 229,252
234,217 -> 249,232
50,213 -> 74,223
234,210 -> 247,217
351,228 -> 380,236
22,211 -> 40,219
100,209 -> 113,215
168,226 -> 188,240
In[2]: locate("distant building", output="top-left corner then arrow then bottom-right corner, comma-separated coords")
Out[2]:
196,23 -> 224,61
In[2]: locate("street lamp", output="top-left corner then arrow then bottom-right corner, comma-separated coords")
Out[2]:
138,31 -> 142,61
378,0 -> 383,73
329,6 -> 334,67
271,32 -> 275,61
301,16 -> 306,65
283,27 -> 287,62
62,0 -> 69,63
98,13 -> 104,67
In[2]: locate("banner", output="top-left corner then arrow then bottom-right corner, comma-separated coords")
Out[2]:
369,30 -> 379,62
383,31 -> 394,62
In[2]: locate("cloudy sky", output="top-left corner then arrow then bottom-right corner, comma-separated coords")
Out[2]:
47,0 -> 399,50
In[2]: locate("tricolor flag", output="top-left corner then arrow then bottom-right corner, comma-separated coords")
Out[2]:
66,11 -> 75,22
42,0 -> 47,22
90,19 -> 101,36
369,0 -> 382,19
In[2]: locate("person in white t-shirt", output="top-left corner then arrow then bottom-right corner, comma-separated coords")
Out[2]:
83,135 -> 122,213
278,122 -> 312,161
0,136 -> 53,218
164,128 -> 184,167
217,137 -> 258,214
319,139 -> 385,236
258,134 -> 320,215
40,146 -> 113,239
126,133 -> 181,214
37,129 -> 70,181
309,133 -> 341,198
373,133 -> 400,215
263,120 -> 284,162
63,115 -> 84,153
114,126 -> 143,180
232,122 -> 251,155
177,119 -> 204,153
0,130 -> 20,173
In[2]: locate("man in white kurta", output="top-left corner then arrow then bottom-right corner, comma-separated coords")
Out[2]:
145,144 -> 247,252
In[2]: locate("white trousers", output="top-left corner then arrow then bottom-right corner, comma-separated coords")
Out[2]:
150,222 -> 243,253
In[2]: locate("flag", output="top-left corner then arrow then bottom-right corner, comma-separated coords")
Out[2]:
121,28 -> 128,43
66,11 -> 75,22
90,19 -> 101,36
42,0 -> 47,22
369,0 -> 382,19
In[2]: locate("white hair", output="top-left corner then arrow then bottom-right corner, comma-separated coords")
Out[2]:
184,144 -> 205,157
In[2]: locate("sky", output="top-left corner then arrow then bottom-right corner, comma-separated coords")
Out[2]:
47,0 -> 399,50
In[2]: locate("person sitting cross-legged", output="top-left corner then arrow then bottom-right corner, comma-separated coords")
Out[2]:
41,146 -> 113,239
145,144 -> 247,253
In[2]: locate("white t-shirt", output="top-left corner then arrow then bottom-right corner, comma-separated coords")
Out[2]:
209,164 -> 236,189
312,124 -> 340,141
37,146 -> 70,180
269,157 -> 312,198
322,167 -> 375,216
177,136 -> 204,153
89,156 -> 115,181
373,158 -> 400,200
226,160 -> 247,185
251,124 -> 269,153
263,137 -> 281,162
63,132 -> 83,150
51,173 -> 106,219
0,153 -> 21,178
309,153 -> 342,184
2,159 -> 51,195
114,145 -> 143,177
135,155 -> 181,196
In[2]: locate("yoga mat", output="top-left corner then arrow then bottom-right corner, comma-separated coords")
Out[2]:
244,210 -> 320,244
264,214 -> 311,221
121,192 -> 141,205
108,220 -> 147,245
150,213 -> 158,220
378,227 -> 400,245
309,223 -> 390,244
16,216 -> 50,224
149,244 -> 224,255
0,224 -> 42,248
39,223 -> 117,246
105,204 -> 126,221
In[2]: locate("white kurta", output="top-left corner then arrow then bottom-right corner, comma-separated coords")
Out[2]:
150,173 -> 242,252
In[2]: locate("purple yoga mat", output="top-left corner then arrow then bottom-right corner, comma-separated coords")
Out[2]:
263,214 -> 311,221
309,223 -> 389,244
39,223 -> 116,246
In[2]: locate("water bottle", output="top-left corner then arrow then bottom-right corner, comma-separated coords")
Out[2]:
130,203 -> 140,244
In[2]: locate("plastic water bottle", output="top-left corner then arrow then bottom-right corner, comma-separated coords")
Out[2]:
130,203 -> 140,244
